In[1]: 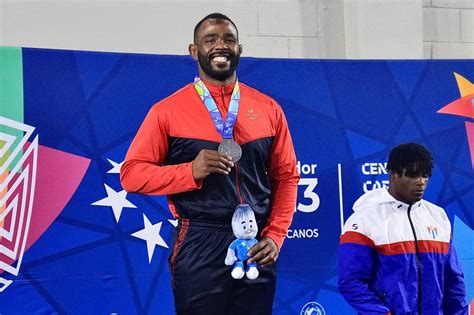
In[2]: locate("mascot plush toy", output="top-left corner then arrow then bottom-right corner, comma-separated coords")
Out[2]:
224,204 -> 259,280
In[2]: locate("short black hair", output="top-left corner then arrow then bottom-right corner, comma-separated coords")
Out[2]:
387,143 -> 434,177
193,13 -> 238,43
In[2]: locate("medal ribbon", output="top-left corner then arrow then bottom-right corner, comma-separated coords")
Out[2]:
193,77 -> 240,139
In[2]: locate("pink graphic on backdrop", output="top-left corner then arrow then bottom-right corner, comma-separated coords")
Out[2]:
466,122 -> 474,170
25,144 -> 90,250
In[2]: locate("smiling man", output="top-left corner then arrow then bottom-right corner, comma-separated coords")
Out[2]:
338,143 -> 467,314
190,15 -> 241,85
120,13 -> 299,314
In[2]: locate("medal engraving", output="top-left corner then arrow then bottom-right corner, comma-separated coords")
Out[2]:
218,139 -> 242,162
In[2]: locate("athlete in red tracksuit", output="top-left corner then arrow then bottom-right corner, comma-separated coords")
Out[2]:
120,13 -> 299,315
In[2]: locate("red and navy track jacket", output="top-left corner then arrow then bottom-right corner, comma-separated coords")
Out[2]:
338,188 -> 467,314
120,80 -> 300,249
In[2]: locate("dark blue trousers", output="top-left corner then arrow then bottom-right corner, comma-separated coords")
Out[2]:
169,220 -> 277,315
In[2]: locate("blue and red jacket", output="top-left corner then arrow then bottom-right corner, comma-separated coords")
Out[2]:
338,188 -> 467,314
120,80 -> 299,249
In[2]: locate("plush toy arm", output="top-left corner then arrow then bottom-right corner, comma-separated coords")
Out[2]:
225,247 -> 237,266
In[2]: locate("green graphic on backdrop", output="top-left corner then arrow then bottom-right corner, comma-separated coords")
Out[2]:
0,46 -> 24,168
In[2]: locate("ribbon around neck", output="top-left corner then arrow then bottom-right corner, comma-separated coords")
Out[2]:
193,77 -> 240,140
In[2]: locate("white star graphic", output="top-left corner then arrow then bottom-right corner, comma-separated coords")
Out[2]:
107,158 -> 123,174
92,184 -> 136,222
168,219 -> 178,227
132,214 -> 169,263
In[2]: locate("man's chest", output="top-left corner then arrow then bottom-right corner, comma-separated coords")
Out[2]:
166,98 -> 275,145
368,208 -> 451,247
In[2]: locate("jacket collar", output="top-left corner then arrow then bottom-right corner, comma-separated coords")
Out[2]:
382,188 -> 422,211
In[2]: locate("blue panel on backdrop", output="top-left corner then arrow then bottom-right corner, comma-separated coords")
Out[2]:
0,47 -> 472,314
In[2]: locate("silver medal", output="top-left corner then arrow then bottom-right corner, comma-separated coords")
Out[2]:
218,139 -> 242,163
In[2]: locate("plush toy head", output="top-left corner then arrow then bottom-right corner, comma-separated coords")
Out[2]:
231,204 -> 258,240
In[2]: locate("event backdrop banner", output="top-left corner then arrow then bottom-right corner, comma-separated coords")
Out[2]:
0,46 -> 473,314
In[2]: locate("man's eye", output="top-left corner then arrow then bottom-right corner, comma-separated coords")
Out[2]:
405,171 -> 419,177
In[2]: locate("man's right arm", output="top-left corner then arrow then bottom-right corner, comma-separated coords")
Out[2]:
120,105 -> 233,195
120,105 -> 201,195
338,213 -> 391,315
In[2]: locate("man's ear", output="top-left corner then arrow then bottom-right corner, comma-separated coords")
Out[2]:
189,44 -> 198,61
389,171 -> 400,181
238,44 -> 243,55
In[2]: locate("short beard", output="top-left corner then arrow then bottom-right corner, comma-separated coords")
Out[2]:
197,51 -> 240,82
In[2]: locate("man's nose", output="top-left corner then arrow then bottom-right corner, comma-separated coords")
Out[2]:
415,176 -> 428,185
215,38 -> 228,49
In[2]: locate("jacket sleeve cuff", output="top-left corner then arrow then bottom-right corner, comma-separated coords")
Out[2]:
185,162 -> 202,189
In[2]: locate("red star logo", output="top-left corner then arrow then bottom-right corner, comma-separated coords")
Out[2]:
437,73 -> 474,170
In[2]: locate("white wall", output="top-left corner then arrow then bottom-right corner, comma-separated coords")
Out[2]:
343,0 -> 423,59
423,0 -> 474,58
0,0 -> 332,58
0,0 -> 472,59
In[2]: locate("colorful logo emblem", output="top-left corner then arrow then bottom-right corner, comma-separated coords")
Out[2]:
300,301 -> 326,315
427,226 -> 438,239
0,117 -> 90,292
0,118 -> 38,292
437,73 -> 474,170
246,109 -> 259,120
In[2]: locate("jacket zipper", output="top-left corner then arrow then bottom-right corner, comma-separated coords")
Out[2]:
407,204 -> 423,314
220,85 -> 227,121
234,163 -> 244,204
220,85 -> 242,204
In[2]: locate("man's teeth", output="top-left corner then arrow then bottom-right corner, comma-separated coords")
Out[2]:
213,56 -> 228,62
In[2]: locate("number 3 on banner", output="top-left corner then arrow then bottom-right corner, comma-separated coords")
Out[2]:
296,178 -> 320,213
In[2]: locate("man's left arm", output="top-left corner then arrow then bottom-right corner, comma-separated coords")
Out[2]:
247,103 -> 300,266
443,242 -> 468,315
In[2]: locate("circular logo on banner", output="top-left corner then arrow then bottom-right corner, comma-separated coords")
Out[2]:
300,301 -> 326,315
